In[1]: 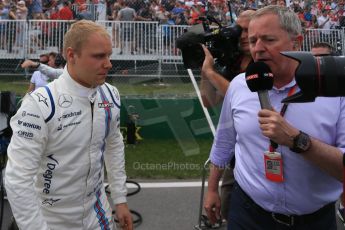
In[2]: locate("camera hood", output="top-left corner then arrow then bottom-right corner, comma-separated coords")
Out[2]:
281,51 -> 318,103
281,51 -> 345,103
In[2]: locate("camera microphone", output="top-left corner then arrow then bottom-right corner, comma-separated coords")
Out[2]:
245,62 -> 277,149
245,61 -> 274,109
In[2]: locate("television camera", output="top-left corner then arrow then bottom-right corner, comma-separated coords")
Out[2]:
176,16 -> 242,79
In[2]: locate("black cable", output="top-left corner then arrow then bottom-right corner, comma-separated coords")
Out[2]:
105,180 -> 143,226
125,180 -> 141,196
105,180 -> 141,197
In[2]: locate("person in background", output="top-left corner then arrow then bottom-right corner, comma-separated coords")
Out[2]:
202,9 -> 256,223
58,0 -> 74,20
21,52 -> 65,82
58,0 -> 74,53
7,3 -> 16,53
311,41 -> 335,56
200,9 -> 255,107
27,0 -> 44,19
317,7 -> 332,39
0,2 -> 9,49
111,2 -> 122,48
76,4 -> 93,20
5,20 -> 133,229
26,53 -> 50,93
189,2 -> 206,25
116,0 -> 137,55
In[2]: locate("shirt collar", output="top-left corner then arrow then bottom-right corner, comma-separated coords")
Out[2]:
61,66 -> 98,101
272,79 -> 297,92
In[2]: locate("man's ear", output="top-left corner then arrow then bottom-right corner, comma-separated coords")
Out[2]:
66,47 -> 75,64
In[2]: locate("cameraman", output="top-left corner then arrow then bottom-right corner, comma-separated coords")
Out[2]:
21,52 -> 65,80
202,9 -> 255,222
200,10 -> 255,107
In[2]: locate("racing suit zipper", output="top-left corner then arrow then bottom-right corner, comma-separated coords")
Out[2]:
91,102 -> 94,120
86,101 -> 94,180
83,102 -> 94,222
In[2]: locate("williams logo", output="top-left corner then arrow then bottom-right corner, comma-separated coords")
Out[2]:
58,94 -> 73,108
98,102 -> 114,108
18,120 -> 41,130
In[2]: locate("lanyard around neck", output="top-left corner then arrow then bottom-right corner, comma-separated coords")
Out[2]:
269,85 -> 298,152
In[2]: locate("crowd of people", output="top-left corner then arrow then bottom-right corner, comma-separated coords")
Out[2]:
0,0 -> 343,55
0,0 -> 344,55
0,0 -> 344,28
110,0 -> 345,29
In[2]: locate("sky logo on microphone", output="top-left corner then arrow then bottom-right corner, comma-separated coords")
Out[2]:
246,74 -> 259,81
245,62 -> 274,92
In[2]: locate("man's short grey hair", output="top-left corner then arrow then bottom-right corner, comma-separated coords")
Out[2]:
252,5 -> 302,37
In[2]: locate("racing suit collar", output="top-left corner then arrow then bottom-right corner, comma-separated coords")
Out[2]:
62,67 -> 98,103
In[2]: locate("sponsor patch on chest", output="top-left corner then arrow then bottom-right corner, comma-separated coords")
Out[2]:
98,102 -> 114,108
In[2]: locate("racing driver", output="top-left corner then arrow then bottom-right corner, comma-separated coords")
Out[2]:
5,20 -> 133,230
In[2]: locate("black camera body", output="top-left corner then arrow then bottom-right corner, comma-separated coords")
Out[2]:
281,51 -> 345,103
176,19 -> 242,72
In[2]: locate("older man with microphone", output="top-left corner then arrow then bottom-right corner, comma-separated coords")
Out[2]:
204,5 -> 344,230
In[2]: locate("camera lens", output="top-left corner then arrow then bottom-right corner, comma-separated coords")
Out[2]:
317,56 -> 345,96
281,51 -> 345,101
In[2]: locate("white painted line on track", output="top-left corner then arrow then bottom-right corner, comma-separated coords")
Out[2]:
127,181 -> 209,188
106,181 -> 222,189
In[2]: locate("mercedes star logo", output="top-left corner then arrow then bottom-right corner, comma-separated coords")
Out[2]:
58,94 -> 73,108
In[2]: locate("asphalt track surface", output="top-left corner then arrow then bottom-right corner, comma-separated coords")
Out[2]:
1,181 -> 217,230
1,181 -> 344,230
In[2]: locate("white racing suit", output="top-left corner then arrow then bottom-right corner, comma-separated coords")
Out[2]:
5,68 -> 127,230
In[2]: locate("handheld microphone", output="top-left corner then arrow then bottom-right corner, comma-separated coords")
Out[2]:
245,62 -> 277,149
245,61 -> 274,109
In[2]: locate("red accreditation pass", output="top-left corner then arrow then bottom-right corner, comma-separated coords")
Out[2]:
264,151 -> 284,182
